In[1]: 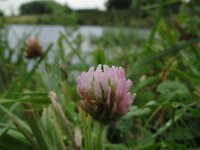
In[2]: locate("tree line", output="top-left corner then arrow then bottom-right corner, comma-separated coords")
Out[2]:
19,0 -> 199,16
20,1 -> 71,15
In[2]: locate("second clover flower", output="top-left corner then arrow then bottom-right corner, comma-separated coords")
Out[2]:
77,64 -> 136,124
25,37 -> 43,59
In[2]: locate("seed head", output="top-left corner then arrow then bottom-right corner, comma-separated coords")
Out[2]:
25,37 -> 43,59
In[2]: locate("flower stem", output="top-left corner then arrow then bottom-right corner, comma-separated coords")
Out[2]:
49,91 -> 80,150
95,122 -> 104,150
78,106 -> 90,150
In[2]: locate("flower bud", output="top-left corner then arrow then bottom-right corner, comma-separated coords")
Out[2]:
25,37 -> 43,59
77,64 -> 135,124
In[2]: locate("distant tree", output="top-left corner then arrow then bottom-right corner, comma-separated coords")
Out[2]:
131,0 -> 180,15
106,0 -> 132,10
187,0 -> 200,14
20,1 -> 70,15
0,10 -> 4,17
20,1 -> 52,15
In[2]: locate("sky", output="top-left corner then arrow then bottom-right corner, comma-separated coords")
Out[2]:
0,0 -> 107,16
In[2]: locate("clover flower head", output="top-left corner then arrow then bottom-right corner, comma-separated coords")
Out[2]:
77,64 -> 136,124
25,37 -> 43,59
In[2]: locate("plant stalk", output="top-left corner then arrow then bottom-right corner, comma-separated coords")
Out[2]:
49,91 -> 80,150
95,122 -> 104,150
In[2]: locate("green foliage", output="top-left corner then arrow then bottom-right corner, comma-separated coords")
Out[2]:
7,11 -> 150,27
157,81 -> 190,101
1,0 -> 200,149
19,1 -> 70,15
106,0 -> 132,10
0,10 -> 3,17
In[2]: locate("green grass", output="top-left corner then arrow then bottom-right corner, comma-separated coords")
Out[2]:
1,1 -> 200,150
6,11 -> 151,27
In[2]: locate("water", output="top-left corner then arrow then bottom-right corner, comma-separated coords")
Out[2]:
7,24 -> 149,51
7,24 -> 103,51
6,25 -> 149,69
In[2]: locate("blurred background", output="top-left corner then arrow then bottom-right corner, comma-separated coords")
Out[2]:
0,0 -> 200,149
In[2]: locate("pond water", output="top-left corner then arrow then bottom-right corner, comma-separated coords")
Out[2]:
5,24 -> 150,69
7,24 -> 149,51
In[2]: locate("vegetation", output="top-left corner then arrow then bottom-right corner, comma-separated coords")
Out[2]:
6,0 -> 185,26
6,11 -> 150,27
0,10 -> 4,17
20,1 -> 71,15
0,0 -> 200,150
106,0 -> 132,10
6,14 -> 77,26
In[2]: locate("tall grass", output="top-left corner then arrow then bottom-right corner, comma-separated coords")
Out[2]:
0,1 -> 200,149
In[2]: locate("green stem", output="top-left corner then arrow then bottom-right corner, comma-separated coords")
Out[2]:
78,106 -> 90,150
49,91 -> 80,150
95,122 -> 104,150
145,105 -> 162,127
86,116 -> 92,150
